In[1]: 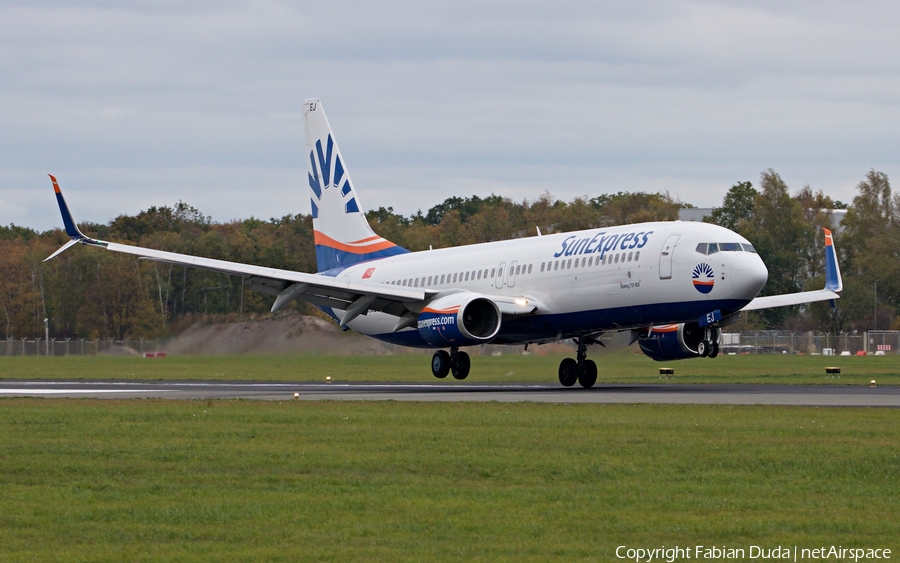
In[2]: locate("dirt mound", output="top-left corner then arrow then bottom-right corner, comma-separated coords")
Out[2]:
99,345 -> 141,356
163,312 -> 396,355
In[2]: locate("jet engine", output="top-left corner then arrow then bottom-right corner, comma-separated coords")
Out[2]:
638,322 -> 705,361
417,293 -> 501,346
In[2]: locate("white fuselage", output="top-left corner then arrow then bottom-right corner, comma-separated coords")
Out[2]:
331,220 -> 767,347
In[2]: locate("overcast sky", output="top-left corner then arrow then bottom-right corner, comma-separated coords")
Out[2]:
3,1 -> 900,230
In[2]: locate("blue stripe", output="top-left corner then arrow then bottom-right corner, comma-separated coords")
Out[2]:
315,244 -> 410,272
55,191 -> 81,238
824,245 -> 840,291
367,298 -> 751,349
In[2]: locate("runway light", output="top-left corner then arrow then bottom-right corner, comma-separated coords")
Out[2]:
326,376 -> 332,383
871,380 -> 877,388
293,392 -> 299,399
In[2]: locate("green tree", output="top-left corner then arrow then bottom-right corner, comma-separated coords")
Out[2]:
739,170 -> 814,328
707,181 -> 757,230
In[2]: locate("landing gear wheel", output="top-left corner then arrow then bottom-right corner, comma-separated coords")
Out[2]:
708,342 -> 719,359
451,351 -> 470,380
558,358 -> 578,387
697,340 -> 709,358
431,350 -> 451,378
578,359 -> 598,389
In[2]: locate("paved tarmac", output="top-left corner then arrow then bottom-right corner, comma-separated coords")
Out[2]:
1,380 -> 898,406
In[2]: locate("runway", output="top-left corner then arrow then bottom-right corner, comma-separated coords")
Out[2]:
1,380 -> 898,406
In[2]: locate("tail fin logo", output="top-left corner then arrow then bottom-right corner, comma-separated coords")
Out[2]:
692,263 -> 715,294
308,134 -> 358,219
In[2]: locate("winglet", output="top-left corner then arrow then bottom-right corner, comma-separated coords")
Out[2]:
822,228 -> 842,293
45,175 -> 106,262
49,174 -> 86,240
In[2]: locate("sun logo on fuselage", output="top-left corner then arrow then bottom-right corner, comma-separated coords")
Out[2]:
692,263 -> 715,294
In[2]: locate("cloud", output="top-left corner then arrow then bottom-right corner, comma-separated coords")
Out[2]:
2,1 -> 899,229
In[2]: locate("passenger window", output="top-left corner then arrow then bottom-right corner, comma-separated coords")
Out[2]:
541,262 -> 545,272
628,252 -> 633,262
708,243 -> 719,254
440,274 -> 445,284
491,268 -> 496,277
477,270 -> 482,280
527,264 -> 532,274
567,259 -> 572,269
452,273 -> 457,283
554,261 -> 559,271
498,267 -> 503,276
696,243 -> 708,254
635,251 -> 640,261
515,265 -> 520,275
616,254 -> 620,264
465,272 -> 470,281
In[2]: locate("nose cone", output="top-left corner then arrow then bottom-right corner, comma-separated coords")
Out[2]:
732,252 -> 768,299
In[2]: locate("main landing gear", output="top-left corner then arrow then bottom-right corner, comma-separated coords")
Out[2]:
558,336 -> 598,389
697,327 -> 720,359
431,347 -> 471,380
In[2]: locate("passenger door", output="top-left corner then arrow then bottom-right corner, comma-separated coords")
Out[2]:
659,235 -> 680,280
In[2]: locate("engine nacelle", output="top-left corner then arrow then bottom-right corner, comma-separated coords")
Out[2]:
417,293 -> 501,346
638,322 -> 705,361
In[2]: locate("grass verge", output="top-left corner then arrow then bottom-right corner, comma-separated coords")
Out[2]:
0,399 -> 900,561
0,399 -> 897,561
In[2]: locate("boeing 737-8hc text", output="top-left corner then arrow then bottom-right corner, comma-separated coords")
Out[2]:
47,99 -> 843,388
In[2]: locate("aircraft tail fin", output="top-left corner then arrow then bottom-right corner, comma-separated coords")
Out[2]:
823,228 -> 842,293
303,99 -> 408,274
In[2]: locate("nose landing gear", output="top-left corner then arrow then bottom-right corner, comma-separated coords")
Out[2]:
558,336 -> 599,388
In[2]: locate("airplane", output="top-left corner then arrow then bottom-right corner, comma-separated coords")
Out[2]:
46,98 -> 843,388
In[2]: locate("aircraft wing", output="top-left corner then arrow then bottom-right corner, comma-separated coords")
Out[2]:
740,289 -> 840,311
740,228 -> 843,313
45,176 -> 430,325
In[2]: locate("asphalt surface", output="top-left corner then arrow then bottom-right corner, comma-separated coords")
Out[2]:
1,380 -> 898,406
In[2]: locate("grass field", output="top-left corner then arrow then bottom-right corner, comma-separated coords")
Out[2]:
2,350 -> 900,385
1,399 -> 897,561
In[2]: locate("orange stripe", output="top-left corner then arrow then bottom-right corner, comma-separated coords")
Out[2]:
692,280 -> 714,286
422,306 -> 460,315
314,231 -> 397,254
823,228 -> 833,246
49,174 -> 60,193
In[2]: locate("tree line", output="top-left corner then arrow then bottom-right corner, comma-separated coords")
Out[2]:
0,169 -> 895,340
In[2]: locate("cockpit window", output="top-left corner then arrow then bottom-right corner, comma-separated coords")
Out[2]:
696,242 -> 752,255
